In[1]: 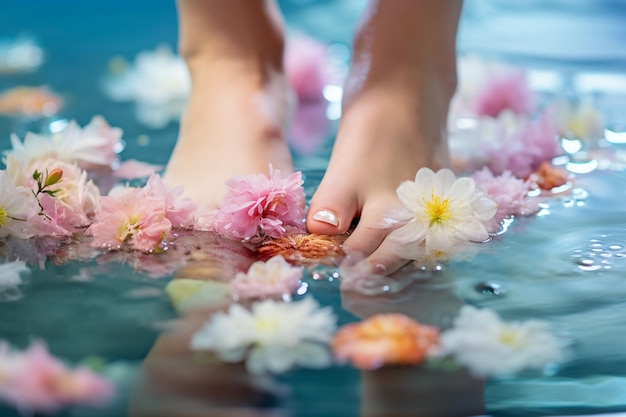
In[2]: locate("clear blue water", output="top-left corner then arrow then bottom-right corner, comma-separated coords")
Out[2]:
1,1 -> 626,416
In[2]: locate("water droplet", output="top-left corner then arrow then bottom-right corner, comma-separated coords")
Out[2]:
579,264 -> 602,271
609,244 -> 623,251
474,282 -> 506,296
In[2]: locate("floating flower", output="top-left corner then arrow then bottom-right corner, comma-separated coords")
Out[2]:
473,70 -> 533,118
472,167 -> 540,232
0,170 -> 40,239
103,46 -> 190,128
209,168 -> 306,243
87,187 -> 170,252
527,161 -> 570,191
191,297 -> 337,374
0,37 -> 43,75
0,260 -> 28,289
387,168 -> 497,262
7,116 -> 122,171
87,174 -> 197,251
257,233 -> 345,265
439,305 -> 564,378
230,255 -> 302,300
0,340 -> 115,413
143,173 -> 197,229
333,314 -> 440,370
6,156 -> 101,235
0,87 -> 60,116
483,111 -> 562,178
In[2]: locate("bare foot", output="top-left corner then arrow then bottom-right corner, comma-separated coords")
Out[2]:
164,68 -> 294,208
306,1 -> 462,274
164,0 -> 294,208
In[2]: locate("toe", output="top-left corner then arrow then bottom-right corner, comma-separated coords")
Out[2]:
363,238 -> 410,276
307,178 -> 358,235
342,197 -> 401,258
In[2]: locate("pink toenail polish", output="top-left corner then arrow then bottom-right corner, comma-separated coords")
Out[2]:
313,209 -> 339,227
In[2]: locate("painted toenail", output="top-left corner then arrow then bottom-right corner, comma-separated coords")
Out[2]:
312,209 -> 339,227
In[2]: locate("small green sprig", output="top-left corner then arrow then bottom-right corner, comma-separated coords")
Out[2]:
32,168 -> 63,217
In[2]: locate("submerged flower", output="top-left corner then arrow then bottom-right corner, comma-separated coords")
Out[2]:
191,297 -> 337,374
257,233 -> 346,265
210,168 -> 306,242
439,305 -> 564,378
0,340 -> 115,413
333,314 -> 440,370
388,168 -> 496,262
230,255 -> 302,300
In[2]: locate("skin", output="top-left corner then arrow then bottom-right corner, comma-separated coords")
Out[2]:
165,0 -> 463,275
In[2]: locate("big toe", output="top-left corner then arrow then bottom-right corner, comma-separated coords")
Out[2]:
307,179 -> 358,235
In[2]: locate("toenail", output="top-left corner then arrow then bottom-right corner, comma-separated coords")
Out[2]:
312,209 -> 339,227
373,263 -> 388,275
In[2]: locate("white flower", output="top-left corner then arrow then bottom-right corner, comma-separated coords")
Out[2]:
191,297 -> 337,374
0,260 -> 29,289
388,168 -> 496,261
0,170 -> 40,239
7,117 -> 122,170
103,46 -> 190,128
439,305 -> 564,378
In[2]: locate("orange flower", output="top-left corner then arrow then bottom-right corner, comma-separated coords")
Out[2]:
0,87 -> 62,116
527,161 -> 570,191
332,314 -> 440,370
257,233 -> 345,265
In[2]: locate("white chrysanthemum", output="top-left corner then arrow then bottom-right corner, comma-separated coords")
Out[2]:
388,168 -> 496,261
0,170 -> 40,239
191,297 -> 337,374
439,305 -> 564,378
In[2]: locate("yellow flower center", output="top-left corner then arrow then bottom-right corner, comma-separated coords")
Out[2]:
0,207 -> 7,227
118,214 -> 141,241
254,317 -> 279,333
498,327 -> 523,347
424,193 -> 451,226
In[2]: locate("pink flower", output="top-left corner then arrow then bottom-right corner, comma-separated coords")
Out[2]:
472,167 -> 540,232
230,255 -> 302,300
113,159 -> 162,180
87,187 -> 171,252
474,71 -> 533,118
11,157 -> 101,236
284,36 -> 328,102
210,168 -> 306,242
0,340 -> 115,413
484,111 -> 562,178
143,173 -> 197,228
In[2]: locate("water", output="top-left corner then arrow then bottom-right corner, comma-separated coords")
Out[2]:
2,1 -> 626,416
